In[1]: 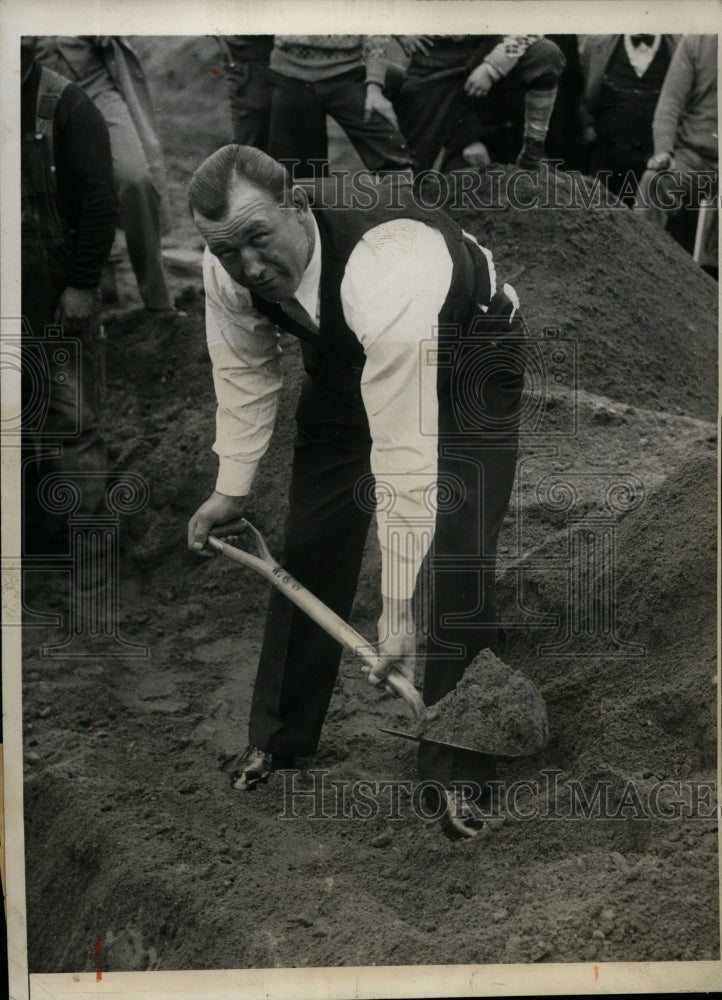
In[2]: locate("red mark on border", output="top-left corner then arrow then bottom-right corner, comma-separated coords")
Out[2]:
94,938 -> 103,981
594,965 -> 599,981
211,68 -> 220,75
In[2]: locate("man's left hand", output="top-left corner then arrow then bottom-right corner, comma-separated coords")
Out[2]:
55,287 -> 98,335
364,83 -> 399,129
368,596 -> 416,687
464,63 -> 496,98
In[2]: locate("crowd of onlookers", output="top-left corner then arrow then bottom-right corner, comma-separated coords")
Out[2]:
19,33 -> 718,549
216,33 -> 717,273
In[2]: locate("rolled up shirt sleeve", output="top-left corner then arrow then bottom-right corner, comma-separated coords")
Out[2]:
341,220 -> 454,601
202,247 -> 283,497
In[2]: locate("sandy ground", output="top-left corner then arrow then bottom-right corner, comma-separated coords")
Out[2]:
19,37 -> 719,974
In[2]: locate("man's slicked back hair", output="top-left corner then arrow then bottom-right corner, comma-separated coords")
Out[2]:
188,144 -> 292,221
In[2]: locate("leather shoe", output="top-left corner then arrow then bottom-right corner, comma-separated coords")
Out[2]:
515,137 -> 546,171
229,745 -> 294,791
440,789 -> 485,840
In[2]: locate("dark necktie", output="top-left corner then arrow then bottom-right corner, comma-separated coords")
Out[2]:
280,297 -> 319,335
630,34 -> 655,48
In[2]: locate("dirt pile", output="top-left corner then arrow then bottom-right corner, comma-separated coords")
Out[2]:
420,649 -> 549,756
498,449 -> 718,783
450,166 -> 718,421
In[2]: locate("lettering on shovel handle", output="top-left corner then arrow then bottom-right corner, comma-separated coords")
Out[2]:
273,566 -> 302,592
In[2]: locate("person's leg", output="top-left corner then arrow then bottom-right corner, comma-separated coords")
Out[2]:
91,86 -> 171,310
543,34 -> 585,171
634,147 -> 713,232
588,141 -> 646,204
267,71 -> 329,180
226,58 -> 272,149
418,290 -> 525,794
468,80 -> 525,166
248,376 -> 374,757
320,68 -> 413,173
397,62 -> 470,173
22,257 -> 107,549
382,61 -> 406,111
509,37 -> 566,169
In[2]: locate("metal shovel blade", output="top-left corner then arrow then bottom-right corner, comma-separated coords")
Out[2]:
378,726 -> 525,758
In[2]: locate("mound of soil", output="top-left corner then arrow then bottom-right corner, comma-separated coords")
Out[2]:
498,449 -> 718,782
420,649 -> 549,756
449,166 -> 718,422
19,37 -> 718,976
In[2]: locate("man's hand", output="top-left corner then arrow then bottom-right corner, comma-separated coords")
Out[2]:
464,63 -> 496,99
54,287 -> 98,335
187,491 -> 246,557
647,151 -> 675,171
462,140 -> 491,168
395,35 -> 434,58
364,83 -> 399,129
368,596 -> 416,687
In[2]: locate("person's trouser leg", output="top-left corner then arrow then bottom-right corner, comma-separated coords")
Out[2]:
268,71 -> 329,180
510,38 -> 566,167
226,59 -> 272,149
248,376 -> 373,756
588,140 -> 647,204
635,147 -> 718,252
319,68 -> 413,173
418,298 -> 525,792
397,64 -> 469,172
92,86 -> 171,310
22,250 -> 107,545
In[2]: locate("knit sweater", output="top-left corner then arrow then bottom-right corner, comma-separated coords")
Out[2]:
270,35 -> 388,86
653,34 -> 718,162
483,35 -> 543,81
21,61 -> 117,288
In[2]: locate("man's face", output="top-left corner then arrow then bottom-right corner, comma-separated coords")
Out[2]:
195,179 -> 312,301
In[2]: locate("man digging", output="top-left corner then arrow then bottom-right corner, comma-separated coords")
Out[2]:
187,146 -> 524,839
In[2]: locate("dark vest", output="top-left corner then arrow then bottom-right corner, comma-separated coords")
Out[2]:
251,181 -> 494,385
597,37 -> 670,148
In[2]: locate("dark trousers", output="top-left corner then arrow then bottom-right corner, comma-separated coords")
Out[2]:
21,248 -> 107,545
225,58 -> 272,149
588,139 -> 650,205
249,313 -> 523,788
268,66 -> 413,178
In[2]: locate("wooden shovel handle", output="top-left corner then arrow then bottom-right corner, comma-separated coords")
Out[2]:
206,524 -> 426,720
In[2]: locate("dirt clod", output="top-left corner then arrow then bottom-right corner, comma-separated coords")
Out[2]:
419,650 -> 549,756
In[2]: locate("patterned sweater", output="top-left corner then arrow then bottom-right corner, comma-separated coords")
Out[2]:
270,35 -> 388,86
483,35 -> 543,80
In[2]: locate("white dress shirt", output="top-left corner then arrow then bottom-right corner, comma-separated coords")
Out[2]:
624,35 -> 662,77
202,216 -> 496,599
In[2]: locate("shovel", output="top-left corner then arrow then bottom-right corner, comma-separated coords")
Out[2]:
206,520 -> 492,754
